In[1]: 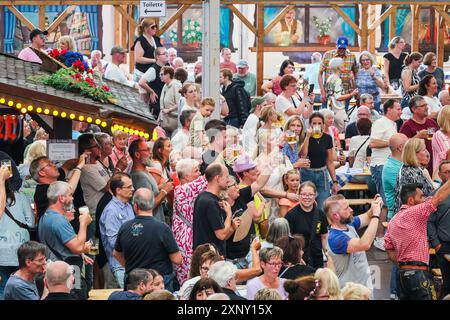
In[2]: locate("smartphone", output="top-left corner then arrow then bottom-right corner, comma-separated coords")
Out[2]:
308,83 -> 315,94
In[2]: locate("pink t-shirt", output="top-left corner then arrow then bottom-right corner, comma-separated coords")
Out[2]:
220,61 -> 237,73
18,47 -> 42,64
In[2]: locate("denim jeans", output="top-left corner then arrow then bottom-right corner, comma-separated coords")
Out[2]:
163,273 -> 175,293
225,117 -> 241,128
397,268 -> 437,300
390,263 -> 398,296
370,165 -> 387,205
300,167 -> 330,211
113,268 -> 126,289
0,266 -> 18,300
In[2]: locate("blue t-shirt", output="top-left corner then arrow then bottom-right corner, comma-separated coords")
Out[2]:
4,274 -> 39,300
382,156 -> 403,220
328,216 -> 361,254
108,291 -> 141,300
38,210 -> 77,260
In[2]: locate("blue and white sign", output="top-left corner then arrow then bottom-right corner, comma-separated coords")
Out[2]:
139,0 -> 166,18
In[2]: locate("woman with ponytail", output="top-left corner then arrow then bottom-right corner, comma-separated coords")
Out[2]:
383,36 -> 407,90
131,18 -> 163,83
400,52 -> 422,109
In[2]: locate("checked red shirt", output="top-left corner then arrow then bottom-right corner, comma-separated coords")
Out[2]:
384,197 -> 437,265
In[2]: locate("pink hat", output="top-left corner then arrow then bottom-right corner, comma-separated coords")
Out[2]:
233,154 -> 257,173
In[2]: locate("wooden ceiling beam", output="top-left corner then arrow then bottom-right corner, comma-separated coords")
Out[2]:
331,4 -> 361,36
227,4 -> 257,35
47,5 -> 77,34
114,4 -> 137,29
368,5 -> 398,33
157,4 -> 191,36
6,5 -> 35,31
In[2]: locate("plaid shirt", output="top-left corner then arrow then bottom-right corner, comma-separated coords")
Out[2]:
384,197 -> 437,265
321,49 -> 357,93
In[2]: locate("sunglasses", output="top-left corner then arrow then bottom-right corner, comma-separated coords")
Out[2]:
151,25 -> 158,29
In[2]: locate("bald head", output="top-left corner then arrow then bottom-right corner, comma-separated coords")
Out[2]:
389,133 -> 408,156
439,90 -> 450,106
132,187 -> 155,212
45,261 -> 73,291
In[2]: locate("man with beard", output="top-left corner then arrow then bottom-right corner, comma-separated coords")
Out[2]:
38,181 -> 93,299
129,139 -> 173,224
324,194 -> 383,298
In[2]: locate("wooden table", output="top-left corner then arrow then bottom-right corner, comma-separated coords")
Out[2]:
88,289 -> 120,300
341,182 -> 369,191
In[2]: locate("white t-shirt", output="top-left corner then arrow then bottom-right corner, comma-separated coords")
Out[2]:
138,67 -> 156,94
349,135 -> 370,168
242,114 -> 259,157
104,63 -> 135,87
423,95 -> 442,115
370,116 -> 397,166
275,94 -> 301,124
171,129 -> 190,152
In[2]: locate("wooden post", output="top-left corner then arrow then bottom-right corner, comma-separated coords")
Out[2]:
114,6 -> 121,47
389,7 -> 396,41
38,5 -> 45,30
410,5 -> 420,52
129,5 -> 136,73
121,5 -> 127,51
369,5 -> 376,54
360,4 -> 369,51
256,3 -> 264,96
436,6 -> 447,68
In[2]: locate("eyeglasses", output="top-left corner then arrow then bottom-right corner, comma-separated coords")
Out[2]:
121,184 -> 134,189
151,25 -> 158,29
300,193 -> 315,198
39,161 -> 55,171
227,183 -> 237,190
265,261 -> 282,267
416,104 -> 428,108
39,34 -> 46,40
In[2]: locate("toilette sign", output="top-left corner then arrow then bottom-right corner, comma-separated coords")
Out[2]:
140,1 -> 166,18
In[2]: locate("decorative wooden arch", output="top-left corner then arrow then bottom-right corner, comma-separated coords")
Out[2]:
1,0 -> 449,95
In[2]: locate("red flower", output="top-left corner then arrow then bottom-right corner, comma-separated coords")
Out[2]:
87,68 -> 94,75
72,60 -> 85,72
85,77 -> 96,87
102,85 -> 110,92
49,49 -> 60,59
60,49 -> 68,56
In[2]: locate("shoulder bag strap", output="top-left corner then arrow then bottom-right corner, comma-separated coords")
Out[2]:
279,266 -> 291,278
3,207 -> 34,230
176,211 -> 193,229
353,136 -> 370,160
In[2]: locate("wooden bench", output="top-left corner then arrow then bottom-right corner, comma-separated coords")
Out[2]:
88,289 -> 120,300
341,183 -> 369,191
347,198 -> 372,206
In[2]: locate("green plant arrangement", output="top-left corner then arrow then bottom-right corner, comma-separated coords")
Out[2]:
28,48 -> 117,104
312,16 -> 333,37
182,19 -> 202,46
312,16 -> 333,44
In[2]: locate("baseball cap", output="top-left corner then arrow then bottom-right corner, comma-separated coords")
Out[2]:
110,45 -> 127,55
29,29 -> 48,41
237,60 -> 249,68
250,96 -> 265,113
233,154 -> 257,173
336,36 -> 349,49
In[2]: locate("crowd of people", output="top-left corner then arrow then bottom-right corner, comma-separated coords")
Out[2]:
1,21 -> 450,301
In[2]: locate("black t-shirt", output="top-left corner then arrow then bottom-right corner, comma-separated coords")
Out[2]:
115,216 -> 179,275
193,191 -> 226,256
285,205 -> 328,266
383,52 -> 408,81
34,167 -> 66,219
345,122 -> 358,140
226,186 -> 255,259
307,133 -> 333,168
279,264 -> 316,280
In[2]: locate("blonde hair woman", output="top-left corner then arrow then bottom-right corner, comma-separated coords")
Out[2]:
383,36 -> 407,90
58,35 -> 77,52
392,138 -> 435,215
314,268 -> 342,300
281,115 -> 310,169
342,282 -> 371,300
131,18 -> 162,82
432,105 -> 450,179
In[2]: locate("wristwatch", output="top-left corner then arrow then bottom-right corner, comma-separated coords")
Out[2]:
372,216 -> 380,220
333,180 -> 338,184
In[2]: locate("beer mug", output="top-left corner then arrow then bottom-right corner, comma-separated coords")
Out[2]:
88,238 -> 99,256
232,145 -> 240,158
312,125 -> 322,139
427,128 -> 435,141
286,130 -> 296,144
1,160 -> 13,178
79,206 -> 91,217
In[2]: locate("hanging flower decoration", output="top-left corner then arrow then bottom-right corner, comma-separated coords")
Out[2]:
33,48 -> 117,104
